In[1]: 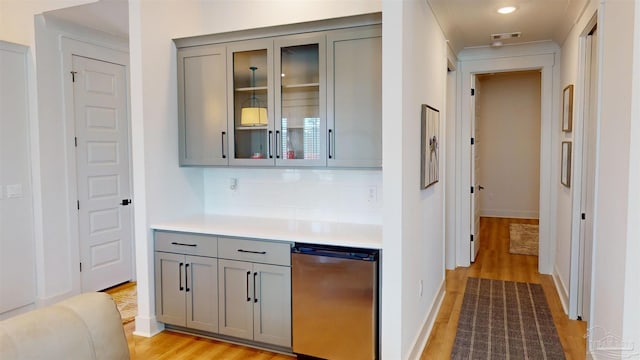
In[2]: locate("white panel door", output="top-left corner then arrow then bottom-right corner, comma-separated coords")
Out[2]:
73,55 -> 132,292
578,28 -> 598,321
470,77 -> 481,262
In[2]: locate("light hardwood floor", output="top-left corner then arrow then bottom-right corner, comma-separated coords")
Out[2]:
121,321 -> 294,359
420,217 -> 587,359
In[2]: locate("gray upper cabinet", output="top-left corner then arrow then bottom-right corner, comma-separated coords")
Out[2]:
175,14 -> 381,168
227,39 -> 275,166
178,45 -> 228,166
274,34 -> 327,167
327,26 -> 382,168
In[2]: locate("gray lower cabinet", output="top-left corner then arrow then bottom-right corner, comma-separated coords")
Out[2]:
218,238 -> 292,348
155,232 -> 218,333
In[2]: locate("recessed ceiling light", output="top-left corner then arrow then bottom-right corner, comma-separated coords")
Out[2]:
497,6 -> 517,14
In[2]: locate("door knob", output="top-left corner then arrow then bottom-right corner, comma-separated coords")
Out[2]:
120,199 -> 132,206
478,186 -> 485,191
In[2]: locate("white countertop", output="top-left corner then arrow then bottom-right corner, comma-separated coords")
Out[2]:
150,215 -> 382,249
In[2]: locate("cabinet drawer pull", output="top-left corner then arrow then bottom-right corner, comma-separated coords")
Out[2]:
171,242 -> 197,247
268,130 -> 274,159
328,129 -> 333,159
221,131 -> 227,159
246,271 -> 251,302
185,263 -> 190,292
253,272 -> 258,303
237,249 -> 267,255
179,262 -> 184,291
275,130 -> 281,159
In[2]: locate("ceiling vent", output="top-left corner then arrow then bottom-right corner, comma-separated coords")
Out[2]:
491,32 -> 522,40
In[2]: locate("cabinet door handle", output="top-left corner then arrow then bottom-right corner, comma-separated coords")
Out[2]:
275,130 -> 281,159
246,271 -> 251,302
179,262 -> 184,291
253,272 -> 258,303
328,129 -> 333,159
268,130 -> 273,159
185,263 -> 190,292
237,249 -> 267,255
221,131 -> 227,159
171,242 -> 197,247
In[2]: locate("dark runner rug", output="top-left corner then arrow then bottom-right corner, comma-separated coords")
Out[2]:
451,277 -> 566,359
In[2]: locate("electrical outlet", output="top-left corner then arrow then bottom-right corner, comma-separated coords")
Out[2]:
6,184 -> 22,198
367,186 -> 377,202
229,178 -> 238,191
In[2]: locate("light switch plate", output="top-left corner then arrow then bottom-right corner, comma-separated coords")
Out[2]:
6,184 -> 23,198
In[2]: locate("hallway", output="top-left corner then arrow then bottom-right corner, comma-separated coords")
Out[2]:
421,217 -> 587,359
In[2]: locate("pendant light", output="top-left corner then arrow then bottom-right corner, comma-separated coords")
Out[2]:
240,66 -> 268,126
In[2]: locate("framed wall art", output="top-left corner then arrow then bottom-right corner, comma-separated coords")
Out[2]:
561,141 -> 572,187
562,84 -> 574,132
421,104 -> 440,189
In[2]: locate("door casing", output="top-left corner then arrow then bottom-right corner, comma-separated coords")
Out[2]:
61,37 -> 133,294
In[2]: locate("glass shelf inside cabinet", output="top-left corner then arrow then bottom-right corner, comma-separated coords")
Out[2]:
233,49 -> 269,160
280,43 -> 320,160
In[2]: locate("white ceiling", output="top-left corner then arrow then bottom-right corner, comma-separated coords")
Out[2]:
42,0 -> 589,53
428,0 -> 589,53
44,0 -> 128,39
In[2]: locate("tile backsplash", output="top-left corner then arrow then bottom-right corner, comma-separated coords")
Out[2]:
204,168 -> 382,224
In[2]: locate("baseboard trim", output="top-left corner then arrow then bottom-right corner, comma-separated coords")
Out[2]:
552,265 -> 569,315
405,278 -> 446,360
133,315 -> 164,337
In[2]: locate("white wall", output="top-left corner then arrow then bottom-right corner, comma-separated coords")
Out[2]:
477,71 -> 541,219
32,15 -> 130,304
555,0 -> 597,318
588,0 -> 636,357
204,168 -> 382,224
0,41 -> 36,319
382,0 -> 448,358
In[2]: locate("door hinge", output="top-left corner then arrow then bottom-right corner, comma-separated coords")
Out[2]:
71,71 -> 77,82
471,137 -> 475,145
80,262 -> 82,272
470,234 -> 474,242
74,137 -> 78,147
470,186 -> 474,194
582,213 -> 586,220
77,200 -> 80,210
471,88 -> 475,96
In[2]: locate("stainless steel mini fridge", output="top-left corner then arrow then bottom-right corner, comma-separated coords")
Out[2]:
291,243 -> 379,360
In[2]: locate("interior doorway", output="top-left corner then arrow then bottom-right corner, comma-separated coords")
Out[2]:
471,71 -> 542,262
456,52 -> 555,273
61,38 -> 134,293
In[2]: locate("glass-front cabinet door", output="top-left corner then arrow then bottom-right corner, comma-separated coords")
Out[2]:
274,35 -> 326,166
228,39 -> 274,165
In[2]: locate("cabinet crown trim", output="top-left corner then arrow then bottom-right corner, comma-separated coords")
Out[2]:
173,12 -> 381,49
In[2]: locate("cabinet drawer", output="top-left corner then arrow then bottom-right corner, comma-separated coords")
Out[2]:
155,231 -> 217,257
218,238 -> 291,266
